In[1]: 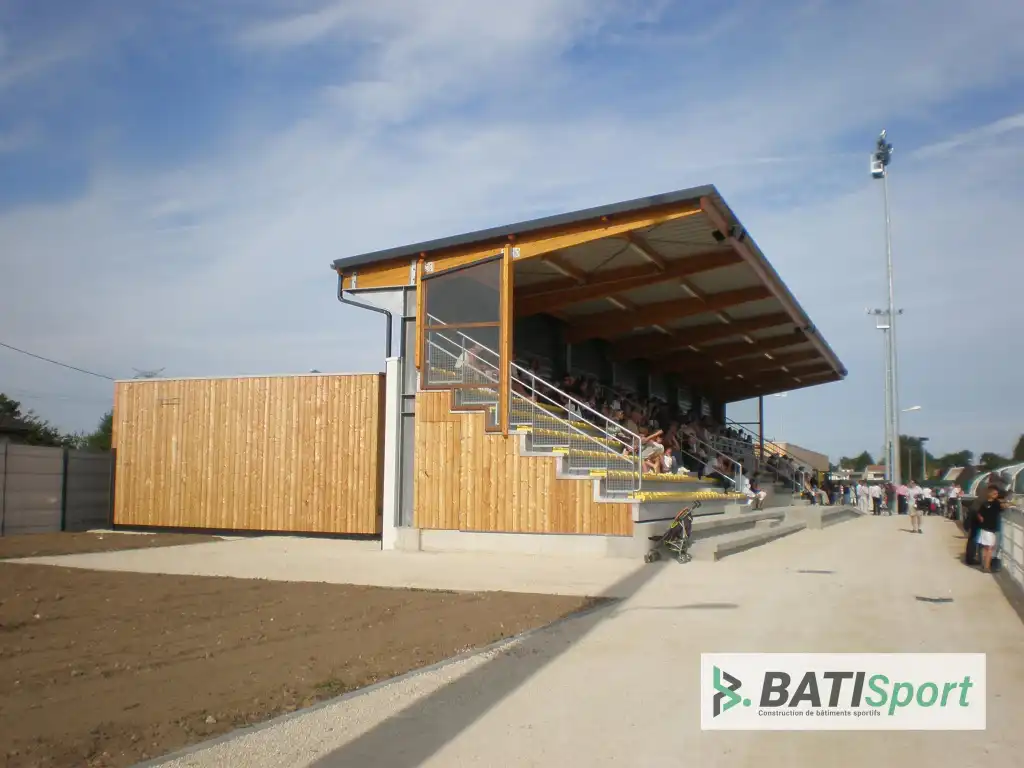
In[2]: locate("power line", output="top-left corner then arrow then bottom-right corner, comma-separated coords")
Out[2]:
0,341 -> 114,381
1,387 -> 113,404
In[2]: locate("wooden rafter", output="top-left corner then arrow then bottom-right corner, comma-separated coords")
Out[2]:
715,370 -> 838,401
716,368 -> 835,397
611,312 -> 793,360
516,249 -> 738,316
542,254 -> 588,284
652,334 -> 809,373
624,231 -> 667,270
735,350 -> 822,372
564,286 -> 771,343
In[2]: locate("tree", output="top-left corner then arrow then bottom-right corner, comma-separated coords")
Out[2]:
899,435 -> 938,482
63,410 -> 113,452
979,452 -> 1010,471
1013,434 -> 1024,462
935,450 -> 974,471
839,451 -> 874,472
0,394 -> 66,447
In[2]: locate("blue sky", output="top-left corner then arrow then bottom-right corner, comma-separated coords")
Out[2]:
2,0 -> 1023,461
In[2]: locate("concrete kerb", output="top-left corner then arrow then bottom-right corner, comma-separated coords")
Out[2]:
133,597 -> 619,768
783,504 -> 863,530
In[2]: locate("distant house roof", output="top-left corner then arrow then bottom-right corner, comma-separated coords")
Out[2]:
865,465 -> 886,473
0,414 -> 32,436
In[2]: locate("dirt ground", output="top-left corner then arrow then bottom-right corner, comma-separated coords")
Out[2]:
0,563 -> 598,768
0,532 -> 220,560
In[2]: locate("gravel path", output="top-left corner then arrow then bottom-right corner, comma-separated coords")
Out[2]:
145,514 -> 1024,767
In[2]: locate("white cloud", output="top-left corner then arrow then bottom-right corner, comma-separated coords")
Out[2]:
913,112 -> 1024,159
1,0 -> 1023,462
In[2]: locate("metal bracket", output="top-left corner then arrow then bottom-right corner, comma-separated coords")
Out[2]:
409,260 -> 417,285
350,271 -> 358,289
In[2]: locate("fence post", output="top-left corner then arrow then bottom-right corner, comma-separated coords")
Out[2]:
381,357 -> 402,550
0,442 -> 7,536
60,448 -> 70,531
107,449 -> 117,529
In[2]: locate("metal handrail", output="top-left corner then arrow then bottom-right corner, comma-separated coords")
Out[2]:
425,315 -> 644,448
424,324 -> 644,491
425,315 -> 746,489
725,417 -> 796,463
724,417 -> 806,478
509,388 -> 643,492
510,363 -> 641,448
511,369 -> 636,451
424,334 -> 634,452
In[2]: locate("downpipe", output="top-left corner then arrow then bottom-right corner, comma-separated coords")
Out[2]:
336,273 -> 393,359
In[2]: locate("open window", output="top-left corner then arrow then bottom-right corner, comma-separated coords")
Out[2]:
418,250 -> 514,435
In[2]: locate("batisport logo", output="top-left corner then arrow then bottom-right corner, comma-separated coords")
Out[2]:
701,653 -> 986,730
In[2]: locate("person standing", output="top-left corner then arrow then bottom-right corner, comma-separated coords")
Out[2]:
869,483 -> 882,515
857,480 -> 870,514
896,482 -> 909,515
975,485 -> 1004,573
907,481 -> 924,533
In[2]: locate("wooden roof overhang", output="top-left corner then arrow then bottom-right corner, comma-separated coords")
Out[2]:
333,185 -> 846,402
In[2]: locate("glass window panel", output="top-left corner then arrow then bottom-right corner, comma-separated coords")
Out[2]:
424,258 -> 500,325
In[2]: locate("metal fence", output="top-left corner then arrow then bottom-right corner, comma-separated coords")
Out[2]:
0,443 -> 113,535
1000,505 -> 1024,597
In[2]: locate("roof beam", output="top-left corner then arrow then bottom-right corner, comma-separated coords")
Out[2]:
700,196 -> 845,379
715,370 -> 838,402
564,286 -> 771,343
612,312 -> 793,360
516,249 -> 738,316
736,350 -> 823,372
653,333 -> 809,372
542,254 -> 588,284
624,232 -> 667,270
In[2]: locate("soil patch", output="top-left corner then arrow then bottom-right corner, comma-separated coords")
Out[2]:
0,532 -> 220,560
0,563 -> 598,767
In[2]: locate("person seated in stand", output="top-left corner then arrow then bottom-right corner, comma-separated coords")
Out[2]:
703,454 -> 732,490
661,446 -> 680,475
637,427 -> 665,473
749,476 -> 767,509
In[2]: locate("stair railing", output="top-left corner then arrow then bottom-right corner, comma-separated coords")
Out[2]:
509,367 -> 642,494
424,316 -> 644,493
724,417 -> 807,495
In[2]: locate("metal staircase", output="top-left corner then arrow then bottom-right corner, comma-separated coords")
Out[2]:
725,417 -> 808,498
422,319 -> 746,512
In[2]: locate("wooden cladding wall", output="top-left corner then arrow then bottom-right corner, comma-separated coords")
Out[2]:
414,391 -> 632,536
113,374 -> 384,534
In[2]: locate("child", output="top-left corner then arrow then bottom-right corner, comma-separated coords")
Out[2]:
975,484 -> 1003,574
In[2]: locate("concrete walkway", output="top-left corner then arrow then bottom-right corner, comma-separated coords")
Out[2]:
115,514 -> 1024,768
15,536 -> 641,597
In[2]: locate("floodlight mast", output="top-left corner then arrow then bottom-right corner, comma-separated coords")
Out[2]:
871,129 -> 901,484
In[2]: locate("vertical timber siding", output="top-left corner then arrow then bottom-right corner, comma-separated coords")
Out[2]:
414,390 -> 632,535
112,374 -> 384,534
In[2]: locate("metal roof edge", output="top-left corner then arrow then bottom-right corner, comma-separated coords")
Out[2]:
710,197 -> 847,378
113,372 -> 383,384
331,183 -> 719,272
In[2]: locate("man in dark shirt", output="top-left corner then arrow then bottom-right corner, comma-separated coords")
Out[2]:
975,485 -> 1003,574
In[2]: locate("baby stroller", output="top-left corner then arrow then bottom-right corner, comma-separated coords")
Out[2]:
644,501 -> 701,563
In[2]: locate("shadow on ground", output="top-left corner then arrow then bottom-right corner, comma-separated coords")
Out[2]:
620,601 -> 740,612
307,559 -> 669,768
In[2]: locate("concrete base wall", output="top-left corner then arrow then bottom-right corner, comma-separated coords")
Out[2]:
392,505 -> 799,560
399,528 -> 647,559
784,504 -> 862,529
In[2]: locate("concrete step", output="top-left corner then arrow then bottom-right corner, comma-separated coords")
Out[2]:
691,519 -> 807,561
785,505 -> 863,529
516,426 -> 621,449
630,490 -> 746,504
689,509 -> 786,539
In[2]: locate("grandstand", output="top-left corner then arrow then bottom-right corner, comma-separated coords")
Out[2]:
333,185 -> 847,556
